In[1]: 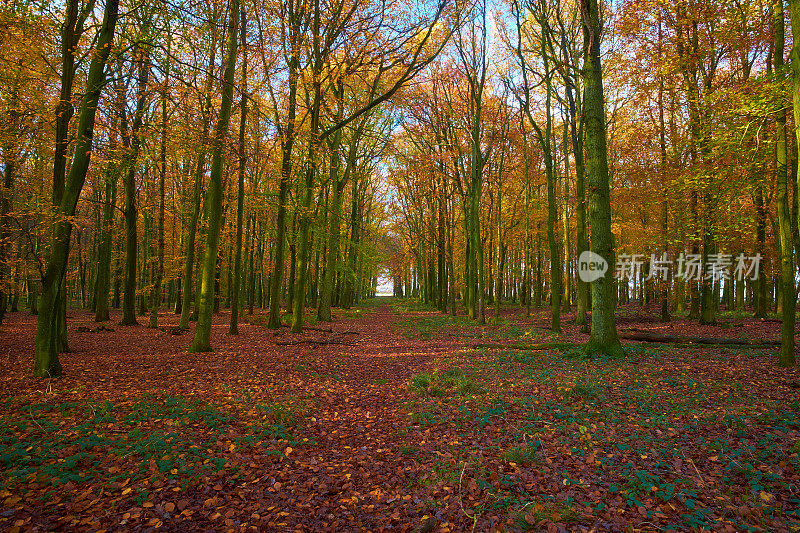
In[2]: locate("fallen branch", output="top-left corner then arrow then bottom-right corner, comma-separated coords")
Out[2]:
278,324 -> 334,333
472,342 -> 576,351
618,331 -> 780,347
75,325 -> 115,333
275,339 -> 356,346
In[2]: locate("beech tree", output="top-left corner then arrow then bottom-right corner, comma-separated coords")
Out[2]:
580,0 -> 623,357
34,0 -> 120,377
189,0 -> 240,352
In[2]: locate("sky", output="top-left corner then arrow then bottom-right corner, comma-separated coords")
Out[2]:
376,274 -> 394,296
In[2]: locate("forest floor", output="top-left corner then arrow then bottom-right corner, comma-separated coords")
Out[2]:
1,298 -> 800,532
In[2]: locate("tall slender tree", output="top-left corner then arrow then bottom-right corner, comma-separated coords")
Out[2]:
189,0 -> 240,352
34,0 -> 120,377
230,5 -> 248,336
580,0 -> 624,357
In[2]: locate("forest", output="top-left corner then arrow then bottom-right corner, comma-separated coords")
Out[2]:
2,0 -> 800,530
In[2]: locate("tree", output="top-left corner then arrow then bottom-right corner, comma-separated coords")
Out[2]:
189,0 -> 240,352
783,0 -> 799,367
34,0 -> 120,377
230,5 -> 248,336
149,17 -> 171,329
179,6 -> 219,331
580,0 -> 624,358
512,0 -> 562,332
120,13 -> 153,326
264,0 -> 306,330
457,0 -> 491,324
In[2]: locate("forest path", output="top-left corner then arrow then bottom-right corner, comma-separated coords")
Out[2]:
230,301 -> 463,530
0,303 -> 471,531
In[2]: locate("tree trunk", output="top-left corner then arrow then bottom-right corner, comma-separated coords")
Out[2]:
267,4 -> 301,329
318,80 -> 345,322
0,75 -> 21,325
179,20 -> 218,330
34,0 -> 119,377
189,0 -> 239,351
781,0 -> 797,366
94,143 -> 119,322
230,7 -> 247,336
149,35 -> 170,329
290,30 -> 322,333
581,0 -> 623,357
121,42 -> 151,326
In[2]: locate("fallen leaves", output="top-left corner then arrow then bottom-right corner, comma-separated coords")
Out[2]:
0,303 -> 799,531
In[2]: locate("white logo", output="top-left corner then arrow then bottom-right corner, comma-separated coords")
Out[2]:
578,251 -> 608,283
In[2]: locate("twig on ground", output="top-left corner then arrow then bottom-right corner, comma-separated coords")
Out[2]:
687,457 -> 706,487
275,339 -> 356,346
458,462 -> 481,532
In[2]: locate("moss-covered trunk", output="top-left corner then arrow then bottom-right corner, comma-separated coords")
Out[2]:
34,0 -> 119,376
580,0 -> 623,358
781,0 -> 797,366
189,0 -> 239,352
229,8 -> 247,336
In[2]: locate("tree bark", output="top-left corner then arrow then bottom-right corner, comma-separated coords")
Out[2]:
149,30 -> 170,329
93,134 -> 119,322
121,39 -> 151,326
189,0 -> 239,351
267,1 -> 301,329
580,0 -> 624,357
782,0 -> 797,366
179,18 -> 218,330
34,0 -> 119,377
230,6 -> 247,336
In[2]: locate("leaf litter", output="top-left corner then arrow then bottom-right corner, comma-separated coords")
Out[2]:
0,300 -> 799,531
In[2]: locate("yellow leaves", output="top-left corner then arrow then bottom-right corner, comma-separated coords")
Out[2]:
760,491 -> 774,503
121,488 -> 131,496
284,446 -> 293,455
4,495 -> 22,507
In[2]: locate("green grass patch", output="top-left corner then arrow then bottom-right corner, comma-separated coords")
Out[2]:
390,298 -> 439,314
0,395 -> 236,491
396,314 -> 472,339
409,368 -> 479,397
566,380 -> 598,401
512,500 -> 580,530
418,459 -> 460,487
501,445 -> 541,466
255,396 -> 313,427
